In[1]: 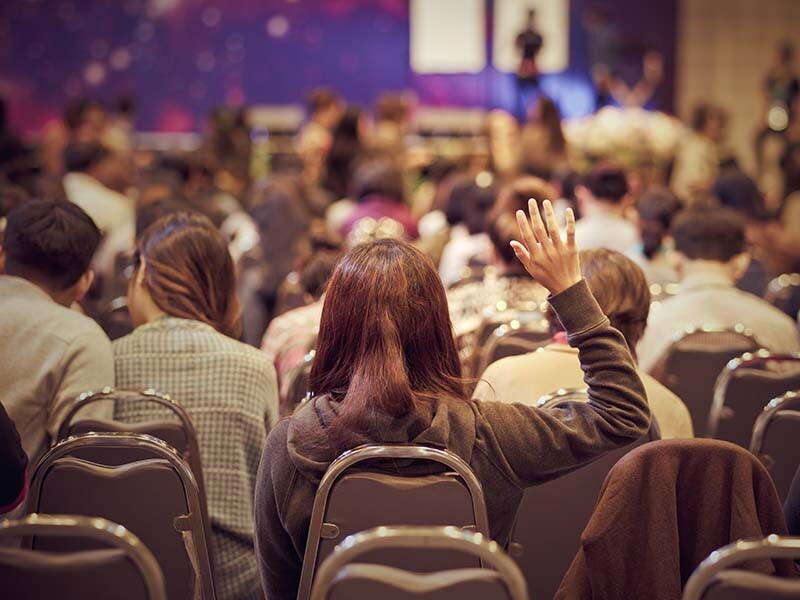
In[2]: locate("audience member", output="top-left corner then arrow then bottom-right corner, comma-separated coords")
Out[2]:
323,106 -> 366,200
0,400 -> 28,515
630,186 -> 682,284
254,202 -> 650,599
785,464 -> 800,537
339,158 -> 418,241
0,200 -> 114,467
438,171 -> 498,287
520,95 -> 570,173
670,103 -> 726,205
475,248 -> 693,439
297,88 -> 343,184
573,162 -> 638,253
447,177 -> 551,338
113,212 -> 278,600
637,207 -> 800,372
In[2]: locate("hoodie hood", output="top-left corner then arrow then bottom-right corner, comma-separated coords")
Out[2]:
286,394 -> 478,485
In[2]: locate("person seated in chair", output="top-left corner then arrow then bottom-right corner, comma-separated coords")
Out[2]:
254,200 -> 651,599
475,248 -> 693,439
637,207 -> 800,373
0,199 -> 114,468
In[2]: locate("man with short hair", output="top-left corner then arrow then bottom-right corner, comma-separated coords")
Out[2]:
637,207 -> 800,373
0,199 -> 114,467
573,162 -> 639,254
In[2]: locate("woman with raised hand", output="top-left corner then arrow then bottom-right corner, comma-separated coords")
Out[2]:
254,199 -> 650,599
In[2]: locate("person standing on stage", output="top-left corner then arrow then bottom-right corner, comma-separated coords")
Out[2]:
515,9 -> 544,120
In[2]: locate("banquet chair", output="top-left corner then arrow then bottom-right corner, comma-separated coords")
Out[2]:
96,296 -> 134,341
708,351 -> 800,445
296,445 -> 490,600
765,273 -> 800,318
650,325 -> 759,435
750,390 -> 800,501
683,536 -> 800,600
28,432 -> 216,600
475,319 -> 550,376
310,526 -> 527,600
0,514 -> 166,600
507,389 -> 661,600
285,348 -> 316,414
56,388 -> 209,517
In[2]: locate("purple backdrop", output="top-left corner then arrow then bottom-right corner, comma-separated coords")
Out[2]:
0,0 -> 676,132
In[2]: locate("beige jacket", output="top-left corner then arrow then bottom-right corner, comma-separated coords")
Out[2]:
474,343 -> 694,440
0,276 -> 114,467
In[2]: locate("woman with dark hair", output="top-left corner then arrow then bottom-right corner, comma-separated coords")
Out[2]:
520,95 -> 569,173
323,107 -> 365,200
255,200 -> 650,598
632,186 -> 683,283
114,212 -> 279,600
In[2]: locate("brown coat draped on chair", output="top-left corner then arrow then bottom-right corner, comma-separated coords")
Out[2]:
557,439 -> 797,600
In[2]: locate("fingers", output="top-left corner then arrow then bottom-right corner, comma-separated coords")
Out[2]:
565,207 -> 576,249
528,198 -> 549,244
542,200 -> 563,249
509,240 -> 530,265
515,209 -> 536,251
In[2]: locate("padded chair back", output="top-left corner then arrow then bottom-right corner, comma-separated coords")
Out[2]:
310,526 -> 527,600
750,391 -> 800,501
765,273 -> 800,318
709,352 -> 800,445
509,389 -> 661,600
97,296 -> 134,340
56,388 -> 207,511
475,319 -> 550,376
28,432 -> 216,600
0,514 -> 166,600
652,326 -> 759,436
297,445 -> 490,600
468,310 -> 546,375
683,536 -> 800,600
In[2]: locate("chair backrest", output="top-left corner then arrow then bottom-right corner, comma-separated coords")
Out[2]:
509,389 -> 660,600
750,390 -> 800,501
297,445 -> 490,600
310,526 -> 527,600
56,388 -> 208,511
0,514 -> 166,600
475,318 -> 550,376
97,296 -> 134,340
652,326 -> 760,436
683,535 -> 800,600
765,273 -> 800,318
285,349 -> 316,415
28,432 -> 216,600
709,352 -> 800,445
469,310 -> 547,375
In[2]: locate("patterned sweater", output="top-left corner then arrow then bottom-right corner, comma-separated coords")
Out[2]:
113,317 -> 278,600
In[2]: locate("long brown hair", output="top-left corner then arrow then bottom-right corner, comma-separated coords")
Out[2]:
309,239 -> 467,445
136,212 -> 242,338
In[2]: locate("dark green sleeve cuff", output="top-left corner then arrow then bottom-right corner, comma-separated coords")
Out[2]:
547,279 -> 609,340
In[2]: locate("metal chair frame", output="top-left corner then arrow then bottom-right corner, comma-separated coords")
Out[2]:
297,444 -> 490,600
765,273 -> 800,305
709,351 -> 800,438
27,432 -> 217,600
683,535 -> 800,600
535,387 -> 590,409
0,513 -> 167,600
56,388 -> 209,518
310,526 -> 527,600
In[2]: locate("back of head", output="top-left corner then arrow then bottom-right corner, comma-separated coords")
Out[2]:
583,162 -> 628,204
444,172 -> 498,234
137,212 -> 241,338
691,103 -> 725,133
352,158 -> 405,204
3,199 -> 101,290
135,197 -> 192,241
63,142 -> 110,174
307,88 -> 341,117
636,186 -> 683,259
577,249 -> 650,350
488,176 -> 554,266
310,239 -> 465,448
671,207 -> 745,262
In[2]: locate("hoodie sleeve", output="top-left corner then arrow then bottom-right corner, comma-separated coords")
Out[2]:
255,420 -> 305,600
474,279 -> 651,487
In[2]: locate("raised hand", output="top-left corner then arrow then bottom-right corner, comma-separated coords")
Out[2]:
510,198 -> 581,296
